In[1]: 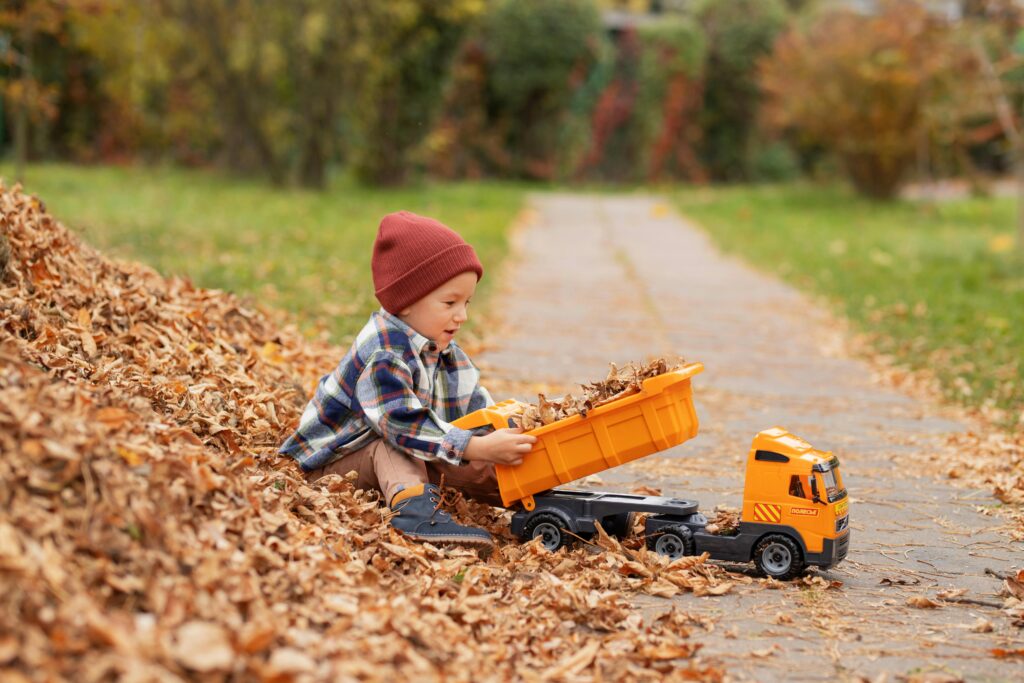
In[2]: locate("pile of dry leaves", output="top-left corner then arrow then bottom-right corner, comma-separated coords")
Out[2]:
511,359 -> 684,430
0,184 -> 734,681
939,428 -> 1024,540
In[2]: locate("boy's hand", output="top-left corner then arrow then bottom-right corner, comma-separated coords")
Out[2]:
464,428 -> 537,466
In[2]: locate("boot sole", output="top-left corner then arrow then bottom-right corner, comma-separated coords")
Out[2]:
397,531 -> 495,547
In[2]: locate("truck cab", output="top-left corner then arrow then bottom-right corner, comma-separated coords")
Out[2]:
650,427 -> 850,578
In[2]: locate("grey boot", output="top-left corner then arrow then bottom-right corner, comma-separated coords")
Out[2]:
389,484 -> 494,547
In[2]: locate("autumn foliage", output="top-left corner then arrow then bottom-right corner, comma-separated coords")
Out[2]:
759,1 -> 974,199
0,185 -> 747,678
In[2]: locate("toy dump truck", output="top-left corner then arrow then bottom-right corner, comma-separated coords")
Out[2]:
452,363 -> 850,579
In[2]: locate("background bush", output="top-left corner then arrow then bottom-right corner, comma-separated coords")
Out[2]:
2,0 -> 1021,197
760,0 -> 980,199
576,17 -> 706,182
696,0 -> 788,181
429,0 -> 606,180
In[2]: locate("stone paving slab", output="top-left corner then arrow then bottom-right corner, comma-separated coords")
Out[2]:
479,193 -> 1024,682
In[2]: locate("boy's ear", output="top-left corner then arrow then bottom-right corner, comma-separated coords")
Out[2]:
398,307 -> 412,317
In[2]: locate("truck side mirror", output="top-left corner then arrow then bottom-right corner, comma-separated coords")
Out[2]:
810,475 -> 823,504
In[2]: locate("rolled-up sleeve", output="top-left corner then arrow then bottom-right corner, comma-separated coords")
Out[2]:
354,351 -> 472,465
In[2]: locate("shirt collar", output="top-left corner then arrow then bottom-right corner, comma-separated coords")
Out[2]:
376,308 -> 456,359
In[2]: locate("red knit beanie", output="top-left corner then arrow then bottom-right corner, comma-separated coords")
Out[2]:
372,211 -> 483,314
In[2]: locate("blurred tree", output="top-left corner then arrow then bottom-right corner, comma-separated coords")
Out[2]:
73,0 -> 365,188
575,16 -> 707,182
965,0 -> 1024,251
428,39 -> 509,179
761,0 -> 975,199
429,0 -> 606,181
639,17 -> 707,181
350,0 -> 481,186
481,0 -> 606,179
695,0 -> 788,181
0,0 -> 65,181
577,27 -> 642,182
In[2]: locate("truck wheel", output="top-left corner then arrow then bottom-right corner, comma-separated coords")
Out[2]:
602,511 -> 637,539
524,513 -> 572,552
646,524 -> 695,561
754,534 -> 804,580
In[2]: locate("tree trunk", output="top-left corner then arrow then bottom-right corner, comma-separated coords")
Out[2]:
972,36 -> 1024,253
14,23 -> 34,184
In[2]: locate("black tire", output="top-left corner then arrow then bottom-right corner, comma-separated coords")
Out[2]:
646,524 -> 695,561
523,512 -> 572,552
753,534 -> 804,580
602,511 -> 637,539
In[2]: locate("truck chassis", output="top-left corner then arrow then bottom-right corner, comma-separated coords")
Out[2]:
513,489 -> 850,579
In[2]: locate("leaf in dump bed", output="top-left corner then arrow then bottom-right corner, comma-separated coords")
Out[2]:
509,358 -> 686,428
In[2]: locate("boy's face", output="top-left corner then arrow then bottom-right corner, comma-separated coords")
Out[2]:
398,271 -> 478,351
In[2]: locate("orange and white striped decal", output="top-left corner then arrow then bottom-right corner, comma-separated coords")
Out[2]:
752,503 -> 783,523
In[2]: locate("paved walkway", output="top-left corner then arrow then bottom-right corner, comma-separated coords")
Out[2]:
479,194 -> 1024,682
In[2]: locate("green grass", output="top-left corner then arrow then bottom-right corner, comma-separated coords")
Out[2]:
1,163 -> 528,343
674,183 -> 1024,428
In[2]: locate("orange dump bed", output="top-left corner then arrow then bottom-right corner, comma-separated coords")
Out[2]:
452,363 -> 703,509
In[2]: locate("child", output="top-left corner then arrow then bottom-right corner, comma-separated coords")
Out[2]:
279,211 -> 535,548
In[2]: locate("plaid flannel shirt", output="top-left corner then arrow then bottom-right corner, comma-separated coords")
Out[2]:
279,309 -> 493,472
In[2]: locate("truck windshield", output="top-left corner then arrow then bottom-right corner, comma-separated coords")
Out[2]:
819,468 -> 844,503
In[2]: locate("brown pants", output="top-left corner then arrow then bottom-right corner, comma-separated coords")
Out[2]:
305,438 -> 501,507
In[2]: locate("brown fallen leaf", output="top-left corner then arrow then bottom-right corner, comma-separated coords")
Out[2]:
968,618 -> 994,633
93,407 -> 136,429
1004,573 -> 1024,600
907,596 -> 943,609
172,621 -> 233,672
265,647 -> 317,675
880,576 -> 920,586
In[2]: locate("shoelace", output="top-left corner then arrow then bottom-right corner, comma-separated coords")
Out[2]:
426,496 -> 449,525
427,475 -> 466,525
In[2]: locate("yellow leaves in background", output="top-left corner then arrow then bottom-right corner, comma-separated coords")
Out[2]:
989,234 -> 1015,254
650,203 -> 670,218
